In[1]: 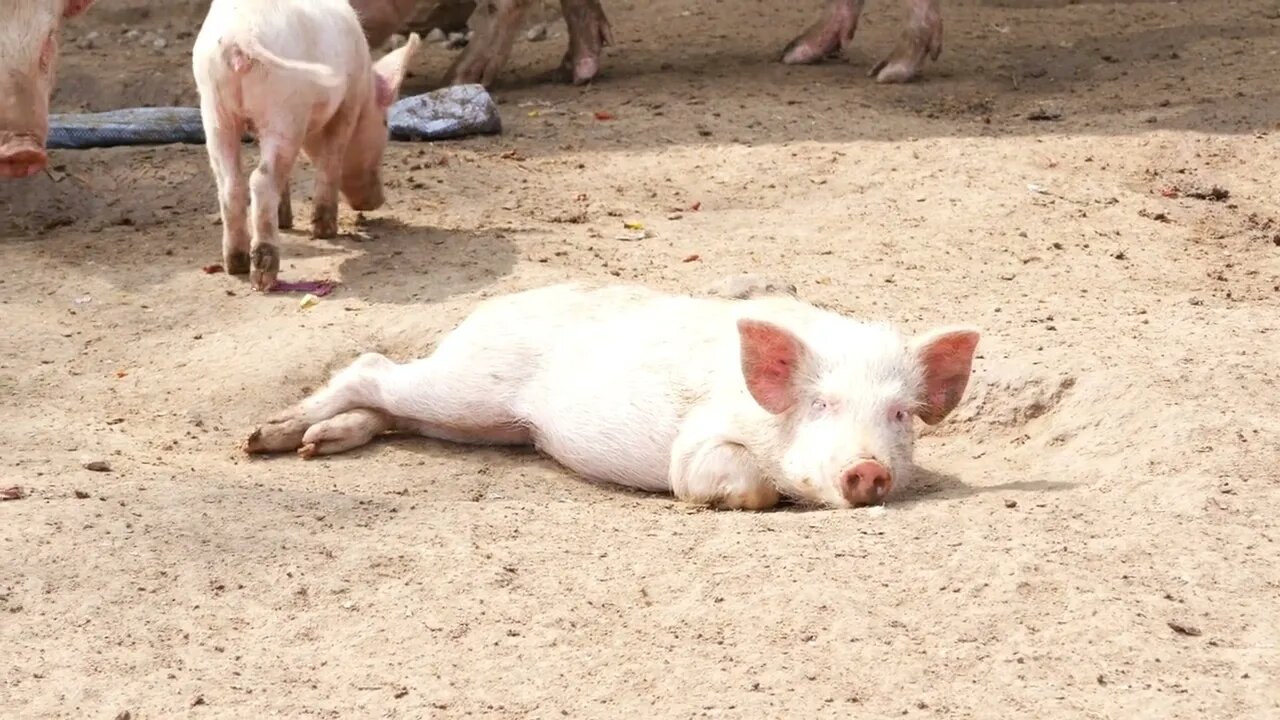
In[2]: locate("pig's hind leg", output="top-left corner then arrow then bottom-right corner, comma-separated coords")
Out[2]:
247,128 -> 303,290
246,349 -> 531,456
200,107 -> 251,275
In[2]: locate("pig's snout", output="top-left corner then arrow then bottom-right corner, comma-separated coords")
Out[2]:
0,133 -> 48,179
840,460 -> 893,506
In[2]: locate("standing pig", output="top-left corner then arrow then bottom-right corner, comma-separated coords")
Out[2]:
0,0 -> 95,179
192,0 -> 420,290
245,283 -> 980,510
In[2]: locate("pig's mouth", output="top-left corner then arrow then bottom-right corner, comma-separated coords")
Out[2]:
0,135 -> 48,179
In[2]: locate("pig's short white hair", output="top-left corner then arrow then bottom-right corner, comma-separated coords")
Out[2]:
0,3 -> 57,61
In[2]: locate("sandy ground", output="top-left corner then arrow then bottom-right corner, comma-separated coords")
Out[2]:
3,0 -> 1280,717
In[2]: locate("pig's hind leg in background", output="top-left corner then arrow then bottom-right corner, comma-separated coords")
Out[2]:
783,0 -> 941,83
444,0 -> 611,86
199,106 -> 253,275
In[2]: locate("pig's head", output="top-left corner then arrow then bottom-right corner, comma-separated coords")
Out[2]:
0,0 -> 95,179
340,33 -> 421,210
737,318 -> 979,508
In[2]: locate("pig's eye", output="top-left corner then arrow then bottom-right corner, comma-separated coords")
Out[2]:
810,398 -> 829,413
894,409 -> 909,423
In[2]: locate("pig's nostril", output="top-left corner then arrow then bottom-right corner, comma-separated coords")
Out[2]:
841,460 -> 893,505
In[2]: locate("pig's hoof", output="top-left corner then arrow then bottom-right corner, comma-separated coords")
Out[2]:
781,12 -> 857,65
250,244 -> 280,291
297,442 -> 319,459
559,9 -> 612,85
870,22 -> 942,83
224,250 -> 252,276
311,205 -> 338,239
244,413 -> 310,454
444,49 -> 498,87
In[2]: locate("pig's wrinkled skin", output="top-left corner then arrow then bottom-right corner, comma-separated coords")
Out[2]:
192,0 -> 420,290
436,0 -> 937,87
245,283 -> 980,510
0,0 -> 96,179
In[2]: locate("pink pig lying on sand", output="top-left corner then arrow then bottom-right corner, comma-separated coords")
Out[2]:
192,0 -> 420,290
0,0 -> 95,179
246,283 -> 980,510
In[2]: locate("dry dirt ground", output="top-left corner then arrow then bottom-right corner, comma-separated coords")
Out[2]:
3,0 -> 1279,718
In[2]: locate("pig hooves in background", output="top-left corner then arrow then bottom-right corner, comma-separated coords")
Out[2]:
311,204 -> 338,239
780,7 -> 858,65
559,0 -> 613,84
249,244 -> 280,291
225,250 -> 252,276
869,14 -> 942,82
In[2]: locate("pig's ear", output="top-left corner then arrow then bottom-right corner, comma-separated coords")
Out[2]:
63,0 -> 95,18
909,326 -> 980,425
737,319 -> 811,414
372,33 -> 422,109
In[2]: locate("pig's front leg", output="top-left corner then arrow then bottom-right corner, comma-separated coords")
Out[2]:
247,134 -> 300,290
200,108 -> 251,275
303,136 -> 345,239
782,0 -> 865,65
443,0 -> 535,86
670,424 -> 780,511
869,0 -> 941,83
559,0 -> 613,85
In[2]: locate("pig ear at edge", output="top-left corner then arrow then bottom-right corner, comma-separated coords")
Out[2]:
373,33 -> 422,108
63,0 -> 96,19
737,318 -> 809,415
909,326 -> 980,425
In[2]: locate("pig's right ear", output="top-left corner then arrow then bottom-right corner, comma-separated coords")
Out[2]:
909,326 -> 981,425
372,33 -> 422,109
737,319 -> 810,414
63,0 -> 95,18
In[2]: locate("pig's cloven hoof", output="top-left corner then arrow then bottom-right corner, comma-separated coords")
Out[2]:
780,15 -> 857,65
444,47 -> 500,87
559,7 -> 613,85
224,250 -> 252,276
249,243 -> 281,291
869,22 -> 942,83
244,414 -> 311,454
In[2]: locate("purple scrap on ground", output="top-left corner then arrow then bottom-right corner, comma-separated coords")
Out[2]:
268,280 -> 338,296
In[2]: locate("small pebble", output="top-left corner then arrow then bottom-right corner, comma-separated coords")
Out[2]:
426,28 -> 446,43
83,460 -> 112,472
74,489 -> 91,499
526,23 -> 548,42
1004,499 -> 1018,508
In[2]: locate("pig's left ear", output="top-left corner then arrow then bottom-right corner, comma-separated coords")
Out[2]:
908,326 -> 980,425
63,0 -> 96,18
373,33 -> 422,109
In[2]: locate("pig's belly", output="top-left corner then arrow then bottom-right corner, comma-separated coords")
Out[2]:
519,360 -> 691,493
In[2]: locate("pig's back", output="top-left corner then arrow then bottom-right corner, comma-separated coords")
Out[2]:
513,286 -> 747,492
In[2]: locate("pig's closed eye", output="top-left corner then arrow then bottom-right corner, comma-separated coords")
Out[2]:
811,398 -> 828,413
891,407 -> 909,423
